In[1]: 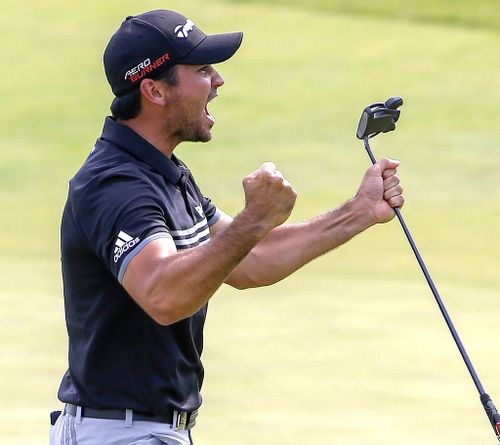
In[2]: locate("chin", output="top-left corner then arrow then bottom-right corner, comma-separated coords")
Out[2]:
185,130 -> 212,143
196,126 -> 213,142
180,118 -> 214,143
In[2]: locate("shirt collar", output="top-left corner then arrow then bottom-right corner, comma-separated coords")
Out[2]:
99,116 -> 183,184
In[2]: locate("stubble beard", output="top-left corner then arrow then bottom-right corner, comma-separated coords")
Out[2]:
170,97 -> 212,144
181,121 -> 212,143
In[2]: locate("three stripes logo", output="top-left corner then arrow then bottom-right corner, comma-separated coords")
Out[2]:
113,231 -> 140,263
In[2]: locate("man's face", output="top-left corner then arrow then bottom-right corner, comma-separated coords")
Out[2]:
167,64 -> 224,143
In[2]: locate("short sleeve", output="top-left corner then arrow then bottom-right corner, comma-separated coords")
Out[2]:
201,195 -> 220,226
73,168 -> 172,283
187,173 -> 220,226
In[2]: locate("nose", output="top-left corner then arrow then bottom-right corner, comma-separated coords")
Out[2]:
212,69 -> 224,88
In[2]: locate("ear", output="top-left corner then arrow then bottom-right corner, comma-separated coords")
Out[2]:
139,78 -> 169,106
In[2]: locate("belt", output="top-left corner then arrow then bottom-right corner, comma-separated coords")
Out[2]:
65,403 -> 198,430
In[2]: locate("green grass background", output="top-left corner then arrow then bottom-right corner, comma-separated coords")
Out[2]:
1,0 -> 499,444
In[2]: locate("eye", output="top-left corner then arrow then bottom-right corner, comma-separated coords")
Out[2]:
199,65 -> 212,76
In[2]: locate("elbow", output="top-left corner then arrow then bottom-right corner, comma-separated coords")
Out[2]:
151,312 -> 179,327
226,268 -> 276,290
225,268 -> 256,290
225,251 -> 265,290
148,305 -> 181,326
229,280 -> 252,291
145,291 -> 188,326
145,285 -> 216,326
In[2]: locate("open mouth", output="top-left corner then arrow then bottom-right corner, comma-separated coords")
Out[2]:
204,95 -> 217,124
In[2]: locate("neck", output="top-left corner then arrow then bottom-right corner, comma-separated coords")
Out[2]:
118,114 -> 180,158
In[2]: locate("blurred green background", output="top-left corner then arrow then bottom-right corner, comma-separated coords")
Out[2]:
1,0 -> 499,444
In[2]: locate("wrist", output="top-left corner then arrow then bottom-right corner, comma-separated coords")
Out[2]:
234,207 -> 274,242
341,196 -> 377,235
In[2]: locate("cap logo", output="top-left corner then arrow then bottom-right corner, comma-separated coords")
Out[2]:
123,53 -> 171,84
174,19 -> 195,39
125,58 -> 152,80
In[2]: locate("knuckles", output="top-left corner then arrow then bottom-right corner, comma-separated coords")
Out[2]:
242,166 -> 297,223
384,174 -> 400,185
389,195 -> 405,208
244,168 -> 290,190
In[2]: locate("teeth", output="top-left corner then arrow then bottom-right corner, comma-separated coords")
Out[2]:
205,95 -> 217,123
205,105 -> 215,122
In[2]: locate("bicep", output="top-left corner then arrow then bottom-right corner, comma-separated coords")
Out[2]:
123,209 -> 234,320
122,236 -> 178,320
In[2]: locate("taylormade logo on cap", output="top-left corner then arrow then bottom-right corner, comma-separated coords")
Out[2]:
175,19 -> 195,38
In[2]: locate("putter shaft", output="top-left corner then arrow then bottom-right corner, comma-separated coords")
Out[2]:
363,137 -> 500,441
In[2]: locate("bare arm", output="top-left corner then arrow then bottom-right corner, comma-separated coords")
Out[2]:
122,162 -> 297,325
122,157 -> 402,324
221,157 -> 404,288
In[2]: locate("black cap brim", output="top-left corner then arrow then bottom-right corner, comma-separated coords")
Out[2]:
180,32 -> 243,65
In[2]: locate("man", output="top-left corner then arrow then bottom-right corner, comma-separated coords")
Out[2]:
51,9 -> 404,445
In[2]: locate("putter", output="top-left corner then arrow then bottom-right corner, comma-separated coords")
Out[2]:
356,96 -> 500,442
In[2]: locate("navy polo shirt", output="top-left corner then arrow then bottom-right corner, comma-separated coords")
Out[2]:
57,117 -> 221,414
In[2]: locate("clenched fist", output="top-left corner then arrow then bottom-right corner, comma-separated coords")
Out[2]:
356,157 -> 405,224
242,162 -> 297,231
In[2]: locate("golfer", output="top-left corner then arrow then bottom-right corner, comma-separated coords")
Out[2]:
51,9 -> 404,445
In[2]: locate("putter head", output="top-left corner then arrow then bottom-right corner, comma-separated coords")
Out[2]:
356,96 -> 403,139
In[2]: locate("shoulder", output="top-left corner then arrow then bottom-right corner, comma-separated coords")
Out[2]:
69,160 -> 162,216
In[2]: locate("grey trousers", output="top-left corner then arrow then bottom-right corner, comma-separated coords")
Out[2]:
50,407 -> 194,445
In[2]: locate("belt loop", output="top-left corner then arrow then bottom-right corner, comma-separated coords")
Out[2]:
75,406 -> 82,425
172,410 -> 188,431
125,409 -> 133,427
171,410 -> 178,430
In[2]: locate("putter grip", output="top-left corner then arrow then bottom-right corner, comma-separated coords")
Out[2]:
480,393 -> 500,440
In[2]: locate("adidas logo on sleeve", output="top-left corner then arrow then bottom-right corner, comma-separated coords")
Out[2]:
113,231 -> 140,263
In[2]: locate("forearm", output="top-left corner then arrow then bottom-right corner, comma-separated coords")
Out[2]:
143,210 -> 271,324
228,197 -> 375,288
125,162 -> 298,325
